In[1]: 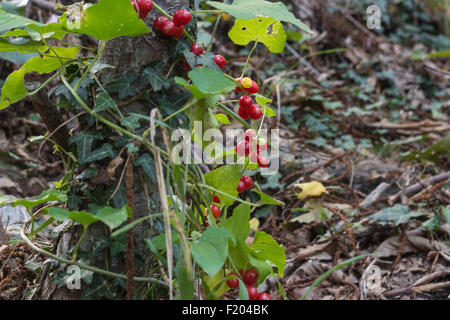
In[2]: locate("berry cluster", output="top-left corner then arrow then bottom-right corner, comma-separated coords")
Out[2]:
203,194 -> 221,226
237,175 -> 253,193
187,42 -> 227,70
236,129 -> 270,169
131,0 -> 153,20
154,9 -> 192,39
226,269 -> 272,300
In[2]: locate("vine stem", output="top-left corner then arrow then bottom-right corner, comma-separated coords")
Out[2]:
153,2 -> 195,43
191,10 -> 223,14
72,225 -> 87,261
241,41 -> 258,79
20,221 -> 169,287
75,42 -> 106,91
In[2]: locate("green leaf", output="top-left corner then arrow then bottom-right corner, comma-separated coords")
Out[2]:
228,17 -> 286,53
93,92 -> 117,113
59,0 -> 149,41
0,6 -> 43,33
68,131 -> 103,164
207,0 -> 312,33
215,113 -> 230,124
152,231 -> 180,251
48,207 -> 70,221
104,72 -> 137,100
190,226 -> 234,276
238,279 -> 249,300
142,60 -> 170,92
368,204 -> 427,226
69,210 -> 99,226
252,189 -> 284,205
0,38 -> 44,53
82,144 -> 116,164
251,231 -> 285,277
0,46 -> 79,110
188,67 -> 236,96
204,164 -> 241,206
0,51 -> 38,65
12,189 -> 67,209
0,0 -> 28,16
96,205 -> 130,229
401,134 -> 450,163
133,153 -> 157,184
221,203 -> 250,244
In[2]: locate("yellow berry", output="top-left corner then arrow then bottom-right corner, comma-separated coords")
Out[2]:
241,77 -> 253,89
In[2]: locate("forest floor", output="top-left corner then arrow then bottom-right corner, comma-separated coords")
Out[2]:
0,0 -> 449,300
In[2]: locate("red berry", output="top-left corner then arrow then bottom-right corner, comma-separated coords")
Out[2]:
238,106 -> 249,120
241,176 -> 253,190
162,20 -> 177,36
244,80 -> 259,94
205,220 -> 209,227
257,292 -> 272,300
213,195 -> 220,203
244,129 -> 255,143
257,155 -> 269,168
173,9 -> 192,26
239,95 -> 253,109
238,269 -> 244,277
132,0 -> 153,19
183,61 -> 191,70
173,24 -> 184,38
237,181 -> 246,193
211,205 -> 220,219
213,55 -> 226,69
248,105 -> 262,120
246,286 -> 259,300
154,16 -> 169,30
235,86 -> 242,93
227,273 -> 239,289
236,141 -> 250,157
191,43 -> 205,56
243,269 -> 258,286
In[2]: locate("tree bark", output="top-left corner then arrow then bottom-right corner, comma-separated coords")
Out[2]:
43,0 -> 190,299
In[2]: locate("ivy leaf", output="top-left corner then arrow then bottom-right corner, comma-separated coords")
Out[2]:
12,189 -> 67,210
96,205 -> 130,230
83,144 -> 116,164
59,0 -> 149,42
69,131 -> 103,164
229,17 -> 286,53
204,164 -> 241,206
368,204 -> 427,226
207,0 -> 312,33
133,153 -> 157,184
93,92 -> 117,113
104,72 -> 137,100
142,60 -> 170,92
190,226 -> 234,276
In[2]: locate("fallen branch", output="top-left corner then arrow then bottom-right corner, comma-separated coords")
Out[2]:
389,171 -> 450,205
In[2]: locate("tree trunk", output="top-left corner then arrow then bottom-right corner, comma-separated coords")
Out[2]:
42,0 -> 190,300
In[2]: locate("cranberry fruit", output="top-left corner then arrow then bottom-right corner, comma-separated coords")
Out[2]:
173,9 -> 192,26
244,80 -> 259,94
237,181 -> 246,193
173,24 -> 184,38
132,0 -> 153,20
241,176 -> 253,190
161,20 -> 177,36
238,106 -> 249,120
239,95 -> 253,109
211,205 -> 220,219
246,286 -> 259,300
191,43 -> 205,56
154,16 -> 169,30
243,269 -> 258,285
227,273 -> 239,289
257,155 -> 269,168
236,140 -> 250,157
257,292 -> 272,300
212,195 -> 220,203
214,55 -> 226,69
248,105 -> 262,120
